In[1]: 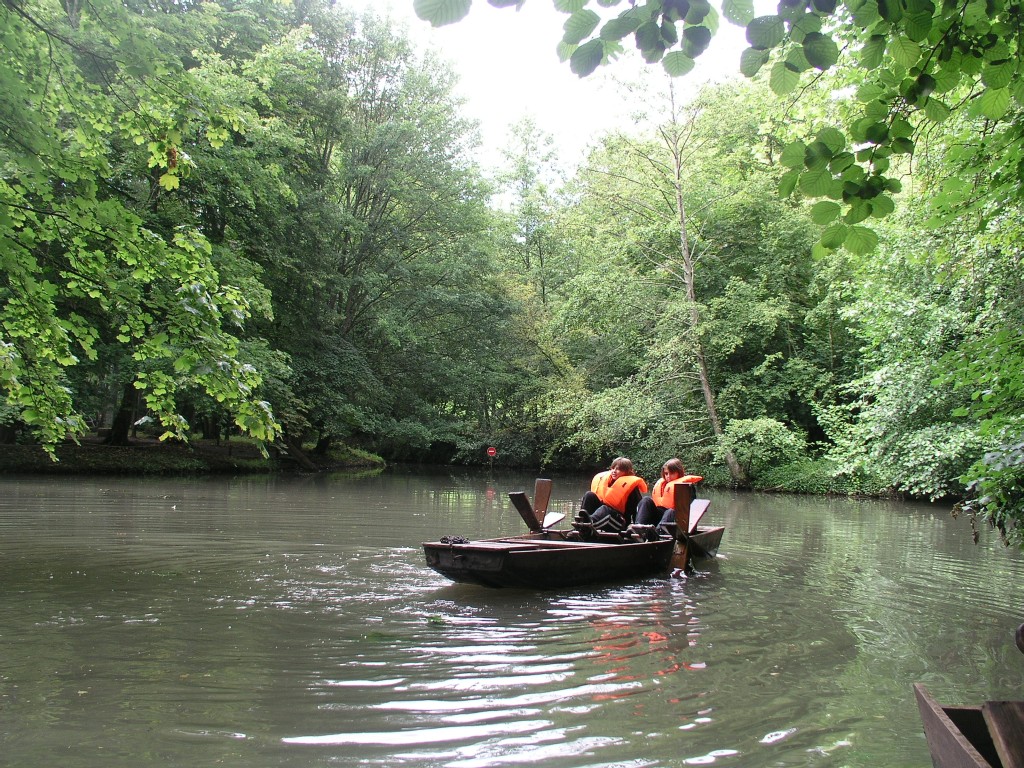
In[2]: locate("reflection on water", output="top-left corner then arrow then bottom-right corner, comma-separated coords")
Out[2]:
0,473 -> 1022,767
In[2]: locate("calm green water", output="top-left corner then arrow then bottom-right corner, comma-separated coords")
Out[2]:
0,471 -> 1021,767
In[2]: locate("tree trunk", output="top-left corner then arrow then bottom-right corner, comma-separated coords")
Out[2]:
663,90 -> 746,486
104,381 -> 137,446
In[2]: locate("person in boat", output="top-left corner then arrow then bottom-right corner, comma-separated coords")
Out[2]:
635,458 -> 704,534
578,456 -> 648,533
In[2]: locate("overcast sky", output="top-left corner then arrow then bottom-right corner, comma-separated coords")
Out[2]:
341,1 -> 757,171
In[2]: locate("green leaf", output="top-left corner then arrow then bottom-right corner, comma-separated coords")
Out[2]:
844,199 -> 871,224
780,141 -> 807,169
769,61 -> 800,94
903,11 -> 933,41
663,50 -> 696,75
779,168 -> 800,196
681,25 -> 713,58
723,0 -> 755,25
891,136 -> 914,153
982,60 -> 1014,90
601,13 -> 644,40
821,223 -> 849,248
845,225 -> 879,254
563,9 -> 601,44
635,20 -> 662,50
684,0 -> 712,25
864,122 -> 889,144
816,126 -> 846,153
413,0 -> 472,26
793,14 -> 823,37
746,15 -> 785,50
977,88 -> 1011,120
870,194 -> 896,217
569,38 -> 605,75
811,242 -> 833,260
740,46 -> 770,77
810,200 -> 841,224
860,35 -> 886,69
799,167 -> 833,196
802,32 -> 839,70
829,151 -> 856,173
923,98 -> 951,122
890,35 -> 922,68
554,0 -> 589,10
805,140 -> 834,170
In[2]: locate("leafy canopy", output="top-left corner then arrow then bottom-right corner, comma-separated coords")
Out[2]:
415,0 -> 1024,257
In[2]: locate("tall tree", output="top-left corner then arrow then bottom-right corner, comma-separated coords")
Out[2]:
0,0 -> 280,452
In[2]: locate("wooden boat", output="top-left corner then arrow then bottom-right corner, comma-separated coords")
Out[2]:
423,478 -> 725,589
914,683 -> 1024,768
423,530 -> 676,589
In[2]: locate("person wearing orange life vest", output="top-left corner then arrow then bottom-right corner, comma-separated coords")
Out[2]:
578,457 -> 648,533
635,458 -> 704,533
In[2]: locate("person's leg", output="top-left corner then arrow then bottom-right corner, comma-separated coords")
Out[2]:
590,504 -> 626,532
657,506 -> 678,535
579,491 -> 602,514
635,497 -> 659,525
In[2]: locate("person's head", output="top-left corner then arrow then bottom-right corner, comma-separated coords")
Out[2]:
609,456 -> 634,479
661,458 -> 685,481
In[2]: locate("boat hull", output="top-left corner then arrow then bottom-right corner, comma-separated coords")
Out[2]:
914,684 -> 1000,768
423,531 -> 675,589
688,526 -> 725,558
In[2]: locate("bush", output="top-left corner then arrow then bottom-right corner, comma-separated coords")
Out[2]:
716,418 -> 806,482
756,457 -> 887,495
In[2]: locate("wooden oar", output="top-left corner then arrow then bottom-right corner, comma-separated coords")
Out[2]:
508,491 -> 542,532
531,478 -> 565,529
671,482 -> 695,572
688,498 -> 710,533
542,511 -> 565,529
533,478 -> 552,525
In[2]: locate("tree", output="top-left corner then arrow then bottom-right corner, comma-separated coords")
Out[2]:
416,0 -> 1024,536
0,0 -> 280,453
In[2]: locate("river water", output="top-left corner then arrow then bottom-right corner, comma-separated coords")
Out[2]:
1,470 -> 1022,767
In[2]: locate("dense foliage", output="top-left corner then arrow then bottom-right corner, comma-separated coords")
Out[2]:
3,0 -> 1023,545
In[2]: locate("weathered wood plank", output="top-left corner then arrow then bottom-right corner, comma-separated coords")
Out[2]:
983,700 -> 1024,768
914,684 -> 997,768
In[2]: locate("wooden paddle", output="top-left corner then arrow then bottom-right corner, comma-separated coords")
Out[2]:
532,478 -> 565,529
688,498 -> 710,533
671,482 -> 695,572
508,491 -> 542,532
533,478 -> 552,522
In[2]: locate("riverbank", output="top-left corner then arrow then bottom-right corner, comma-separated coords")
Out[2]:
0,436 -> 386,475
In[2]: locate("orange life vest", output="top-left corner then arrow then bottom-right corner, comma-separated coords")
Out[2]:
591,471 -> 648,514
651,476 -> 705,509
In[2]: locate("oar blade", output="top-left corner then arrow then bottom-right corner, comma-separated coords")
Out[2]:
533,478 -> 553,516
688,499 -> 710,533
508,491 -> 541,532
542,511 -> 565,530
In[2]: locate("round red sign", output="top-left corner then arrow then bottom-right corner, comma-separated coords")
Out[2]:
486,446 -> 497,457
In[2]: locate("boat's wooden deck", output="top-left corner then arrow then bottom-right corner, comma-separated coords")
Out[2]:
432,538 -> 643,552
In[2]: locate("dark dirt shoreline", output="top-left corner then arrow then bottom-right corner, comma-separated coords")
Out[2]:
0,436 -> 380,475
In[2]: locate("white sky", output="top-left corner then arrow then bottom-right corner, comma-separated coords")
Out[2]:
340,1 -> 758,172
